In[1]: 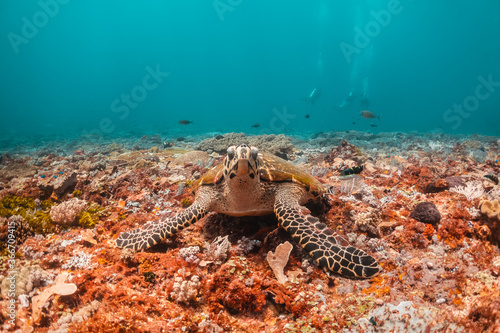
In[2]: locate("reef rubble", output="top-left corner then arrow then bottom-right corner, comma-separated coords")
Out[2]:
0,131 -> 499,332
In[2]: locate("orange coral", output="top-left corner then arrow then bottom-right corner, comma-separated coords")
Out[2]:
32,272 -> 77,324
266,241 -> 293,284
204,260 -> 266,314
479,199 -> 500,220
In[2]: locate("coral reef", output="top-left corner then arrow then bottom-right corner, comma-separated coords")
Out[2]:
324,139 -> 361,163
478,199 -> 500,242
196,132 -> 294,156
204,235 -> 231,264
355,301 -> 460,332
0,215 -> 34,249
61,251 -> 92,270
172,150 -> 210,165
353,207 -> 381,237
50,198 -> 87,225
170,271 -> 201,304
0,131 -> 499,332
0,264 -> 50,299
479,199 -> 500,220
450,181 -> 485,201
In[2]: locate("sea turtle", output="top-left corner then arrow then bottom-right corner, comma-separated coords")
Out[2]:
116,145 -> 381,278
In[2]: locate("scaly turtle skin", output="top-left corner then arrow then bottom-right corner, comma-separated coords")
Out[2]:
116,145 -> 381,278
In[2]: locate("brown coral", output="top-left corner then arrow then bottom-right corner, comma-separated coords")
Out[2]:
50,198 -> 87,225
479,199 -> 500,220
478,199 -> 500,242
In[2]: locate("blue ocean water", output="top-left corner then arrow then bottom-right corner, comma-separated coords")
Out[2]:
1,0 -> 499,142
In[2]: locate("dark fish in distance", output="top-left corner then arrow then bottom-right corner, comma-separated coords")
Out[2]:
360,110 -> 379,120
179,120 -> 193,125
484,174 -> 499,185
163,141 -> 174,148
305,114 -> 310,119
177,137 -> 186,141
251,123 -> 260,128
341,165 -> 365,176
370,124 -> 378,127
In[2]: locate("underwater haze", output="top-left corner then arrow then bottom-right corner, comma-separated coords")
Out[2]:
1,0 -> 500,141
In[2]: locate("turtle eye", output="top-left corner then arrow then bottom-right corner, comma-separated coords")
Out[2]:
250,147 -> 259,160
227,146 -> 236,159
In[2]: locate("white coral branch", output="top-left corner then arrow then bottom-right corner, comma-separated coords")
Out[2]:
449,181 -> 485,201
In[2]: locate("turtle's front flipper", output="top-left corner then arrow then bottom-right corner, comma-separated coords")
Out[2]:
116,200 -> 211,251
274,187 -> 381,279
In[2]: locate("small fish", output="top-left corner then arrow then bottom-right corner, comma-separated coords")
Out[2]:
163,141 -> 174,148
58,171 -> 63,174
352,122 -> 356,125
215,135 -> 224,140
141,135 -> 147,140
360,110 -> 379,120
342,165 -> 365,176
52,175 -> 57,178
40,175 -> 46,178
305,114 -> 310,119
179,120 -> 193,125
484,174 -> 499,185
177,137 -> 186,141
370,123 -> 378,127
251,123 -> 260,128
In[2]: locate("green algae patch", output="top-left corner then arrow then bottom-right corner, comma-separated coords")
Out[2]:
75,203 -> 104,228
0,195 -> 55,234
181,198 -> 192,207
73,190 -> 83,197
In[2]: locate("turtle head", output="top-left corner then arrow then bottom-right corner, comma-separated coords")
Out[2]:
224,145 -> 260,183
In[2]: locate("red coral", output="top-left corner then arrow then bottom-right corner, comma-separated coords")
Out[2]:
437,218 -> 471,249
204,261 -> 266,314
466,295 -> 500,332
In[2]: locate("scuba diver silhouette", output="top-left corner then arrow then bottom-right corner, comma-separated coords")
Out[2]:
339,1 -> 373,112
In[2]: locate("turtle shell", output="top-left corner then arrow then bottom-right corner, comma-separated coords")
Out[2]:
191,153 -> 325,197
190,162 -> 225,194
259,153 -> 325,197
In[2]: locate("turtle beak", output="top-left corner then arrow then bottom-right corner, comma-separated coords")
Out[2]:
236,159 -> 249,176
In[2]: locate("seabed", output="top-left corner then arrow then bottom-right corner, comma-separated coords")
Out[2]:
0,130 -> 499,332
